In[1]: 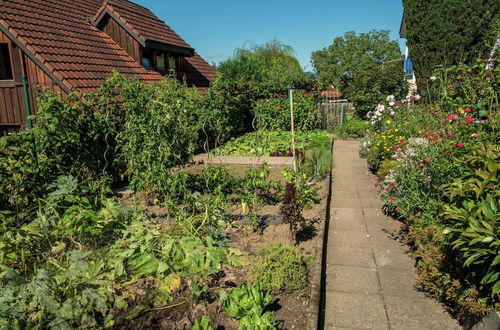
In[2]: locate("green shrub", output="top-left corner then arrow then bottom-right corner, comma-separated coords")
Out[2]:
253,91 -> 320,131
333,118 -> 369,138
250,244 -> 308,294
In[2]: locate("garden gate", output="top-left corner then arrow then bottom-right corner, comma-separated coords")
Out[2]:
319,98 -> 352,131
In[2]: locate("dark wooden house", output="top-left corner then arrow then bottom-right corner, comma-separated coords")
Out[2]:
0,0 -> 216,135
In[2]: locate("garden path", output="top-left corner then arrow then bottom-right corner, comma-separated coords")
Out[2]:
323,140 -> 461,329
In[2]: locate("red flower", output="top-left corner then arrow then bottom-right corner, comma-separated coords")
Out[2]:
424,157 -> 431,162
456,143 -> 464,147
465,108 -> 471,113
449,114 -> 456,121
389,181 -> 395,186
385,186 -> 391,192
275,115 -> 280,119
373,182 -> 380,188
466,117 -> 473,123
432,134 -> 439,138
434,139 -> 439,144
389,196 -> 395,200
393,145 -> 400,150
444,149 -> 450,154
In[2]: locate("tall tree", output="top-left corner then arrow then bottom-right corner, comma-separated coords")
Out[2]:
311,30 -> 406,117
311,30 -> 402,91
403,0 -> 499,80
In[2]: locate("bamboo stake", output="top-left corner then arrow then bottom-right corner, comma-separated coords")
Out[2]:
290,89 -> 297,173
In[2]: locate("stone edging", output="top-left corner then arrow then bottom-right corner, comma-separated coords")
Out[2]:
306,139 -> 334,330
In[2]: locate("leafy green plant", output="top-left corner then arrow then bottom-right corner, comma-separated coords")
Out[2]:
239,311 -> 276,330
219,283 -> 275,329
219,283 -> 273,320
250,244 -> 308,294
301,132 -> 332,178
442,144 -> 499,295
212,130 -> 329,157
334,118 -> 369,138
190,315 -> 214,330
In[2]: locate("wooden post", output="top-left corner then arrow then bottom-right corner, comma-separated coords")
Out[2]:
289,89 -> 297,173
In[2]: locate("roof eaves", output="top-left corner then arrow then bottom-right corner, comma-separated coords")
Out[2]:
0,19 -> 71,93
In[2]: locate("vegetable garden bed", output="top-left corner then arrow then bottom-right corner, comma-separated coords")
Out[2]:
115,163 -> 330,329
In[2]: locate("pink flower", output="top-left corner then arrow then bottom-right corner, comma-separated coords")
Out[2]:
424,157 -> 431,162
456,143 -> 464,147
389,181 -> 395,186
471,133 -> 478,138
385,186 -> 391,192
465,108 -> 471,113
449,114 -> 456,121
466,117 -> 473,123
393,145 -> 400,150
389,196 -> 395,200
373,182 -> 380,188
444,149 -> 450,154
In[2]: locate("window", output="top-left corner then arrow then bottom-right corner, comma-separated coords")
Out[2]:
156,52 -> 166,70
168,56 -> 176,72
0,125 -> 20,137
0,43 -> 13,80
141,49 -> 154,69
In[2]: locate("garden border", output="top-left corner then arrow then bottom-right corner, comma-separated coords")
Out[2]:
306,138 -> 334,330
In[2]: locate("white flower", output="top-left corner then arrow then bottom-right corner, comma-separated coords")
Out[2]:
389,101 -> 395,107
376,104 -> 385,112
430,76 -> 436,81
415,95 -> 421,100
386,95 -> 395,102
366,111 -> 372,118
390,111 -> 395,116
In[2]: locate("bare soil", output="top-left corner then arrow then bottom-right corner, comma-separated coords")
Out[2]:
114,164 -> 329,329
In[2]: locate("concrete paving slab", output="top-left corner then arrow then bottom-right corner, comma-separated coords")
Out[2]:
360,197 -> 382,209
331,194 -> 362,208
385,295 -> 461,329
377,266 -> 419,297
324,292 -> 389,329
373,248 -> 415,270
328,247 -> 376,269
328,230 -> 372,249
331,209 -> 367,233
327,265 -> 382,294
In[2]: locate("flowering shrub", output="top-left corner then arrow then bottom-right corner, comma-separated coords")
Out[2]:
253,91 -> 321,131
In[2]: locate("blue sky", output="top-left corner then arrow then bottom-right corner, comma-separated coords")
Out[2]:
135,0 -> 405,71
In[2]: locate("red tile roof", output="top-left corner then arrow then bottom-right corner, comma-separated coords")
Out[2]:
185,52 -> 217,87
0,0 -> 215,91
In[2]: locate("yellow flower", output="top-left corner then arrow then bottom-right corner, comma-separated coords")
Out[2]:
386,120 -> 392,124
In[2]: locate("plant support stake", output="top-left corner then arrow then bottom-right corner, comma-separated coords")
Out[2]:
289,88 -> 297,173
22,76 -> 38,169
